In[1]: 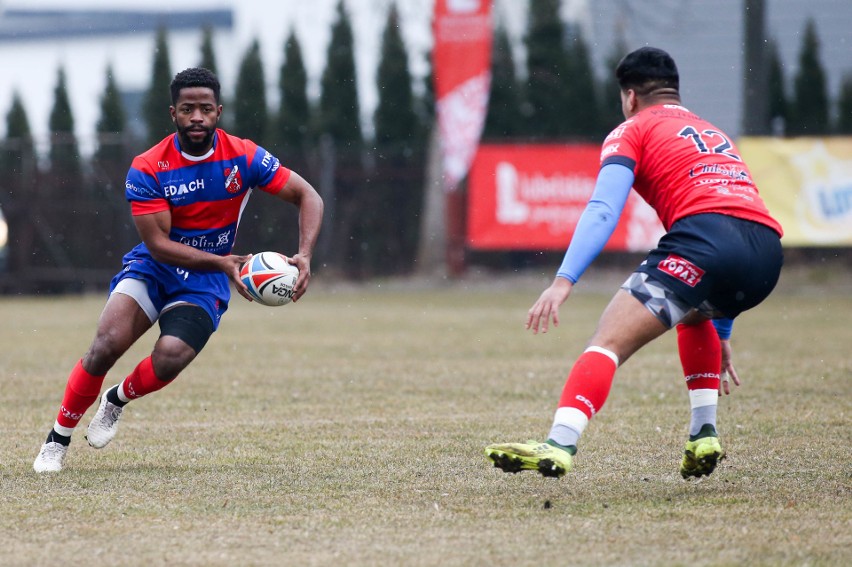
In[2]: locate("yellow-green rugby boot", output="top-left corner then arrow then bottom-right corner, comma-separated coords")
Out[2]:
680,426 -> 725,479
485,440 -> 573,478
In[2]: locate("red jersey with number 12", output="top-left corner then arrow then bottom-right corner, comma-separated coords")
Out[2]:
600,104 -> 782,235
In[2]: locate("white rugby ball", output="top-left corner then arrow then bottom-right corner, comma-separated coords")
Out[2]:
239,251 -> 299,306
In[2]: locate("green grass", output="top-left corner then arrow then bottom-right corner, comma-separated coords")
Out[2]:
1,269 -> 849,566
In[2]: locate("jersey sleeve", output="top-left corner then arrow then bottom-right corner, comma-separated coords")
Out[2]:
556,164 -> 634,283
245,141 -> 292,194
600,118 -> 641,172
125,156 -> 169,216
712,317 -> 734,340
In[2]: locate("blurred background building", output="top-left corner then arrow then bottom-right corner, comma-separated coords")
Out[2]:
1,0 -> 850,147
0,0 -> 850,292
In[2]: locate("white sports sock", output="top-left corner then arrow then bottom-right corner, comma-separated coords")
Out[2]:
548,406 -> 589,447
688,388 -> 718,437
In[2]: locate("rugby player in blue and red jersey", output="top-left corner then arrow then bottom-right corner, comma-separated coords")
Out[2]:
34,68 -> 323,472
485,47 -> 783,479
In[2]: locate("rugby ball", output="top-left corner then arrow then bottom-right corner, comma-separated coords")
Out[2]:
239,251 -> 299,306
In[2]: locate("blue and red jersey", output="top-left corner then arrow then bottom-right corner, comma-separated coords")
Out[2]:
600,104 -> 783,236
124,129 -> 291,261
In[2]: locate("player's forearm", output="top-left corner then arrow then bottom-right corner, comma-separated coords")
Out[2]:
556,164 -> 634,283
296,191 -> 324,258
145,237 -> 230,272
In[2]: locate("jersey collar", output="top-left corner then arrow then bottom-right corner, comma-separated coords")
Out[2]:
173,130 -> 218,162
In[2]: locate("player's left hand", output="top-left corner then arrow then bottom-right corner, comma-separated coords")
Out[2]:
287,253 -> 312,302
719,338 -> 741,395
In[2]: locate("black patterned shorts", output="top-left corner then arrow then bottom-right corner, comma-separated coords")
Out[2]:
622,213 -> 783,328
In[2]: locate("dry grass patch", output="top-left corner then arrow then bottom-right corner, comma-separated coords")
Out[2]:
1,271 -> 849,566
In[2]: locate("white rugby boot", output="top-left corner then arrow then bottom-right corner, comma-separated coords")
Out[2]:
86,390 -> 124,448
33,442 -> 68,473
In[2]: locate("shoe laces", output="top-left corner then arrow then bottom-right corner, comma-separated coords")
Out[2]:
101,402 -> 123,426
41,442 -> 66,459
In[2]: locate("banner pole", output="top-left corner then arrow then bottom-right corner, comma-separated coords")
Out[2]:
416,125 -> 448,276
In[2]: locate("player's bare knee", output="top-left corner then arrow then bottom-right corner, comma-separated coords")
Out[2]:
84,332 -> 126,374
152,304 -> 214,379
151,339 -> 196,381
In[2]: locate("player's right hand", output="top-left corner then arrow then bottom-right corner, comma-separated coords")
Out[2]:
526,277 -> 574,334
225,253 -> 253,302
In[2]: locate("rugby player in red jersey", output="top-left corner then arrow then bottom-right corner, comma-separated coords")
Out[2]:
34,68 -> 323,472
485,47 -> 783,479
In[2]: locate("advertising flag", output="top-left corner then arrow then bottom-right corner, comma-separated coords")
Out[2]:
433,0 -> 492,192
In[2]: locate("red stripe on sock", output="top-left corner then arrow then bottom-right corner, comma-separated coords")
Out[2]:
557,350 -> 617,419
677,320 -> 721,391
121,356 -> 171,400
55,359 -> 106,429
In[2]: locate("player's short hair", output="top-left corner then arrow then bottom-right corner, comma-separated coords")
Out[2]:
615,47 -> 679,96
170,67 -> 221,104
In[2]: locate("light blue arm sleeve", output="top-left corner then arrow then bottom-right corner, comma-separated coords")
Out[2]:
556,164 -> 635,283
712,317 -> 734,340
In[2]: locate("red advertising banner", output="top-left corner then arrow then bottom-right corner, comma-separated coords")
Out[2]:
433,0 -> 492,192
467,144 -> 665,251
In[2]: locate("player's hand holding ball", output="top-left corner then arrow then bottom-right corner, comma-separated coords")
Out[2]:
286,251 -> 312,302
239,251 -> 301,306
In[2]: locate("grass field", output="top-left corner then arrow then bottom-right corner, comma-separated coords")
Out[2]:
1,266 -> 849,566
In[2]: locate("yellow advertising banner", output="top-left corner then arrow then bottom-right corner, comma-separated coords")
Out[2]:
739,137 -> 852,246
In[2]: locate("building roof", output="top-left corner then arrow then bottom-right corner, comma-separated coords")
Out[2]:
0,8 -> 232,41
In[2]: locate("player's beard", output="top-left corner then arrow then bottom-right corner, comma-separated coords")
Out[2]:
177,124 -> 215,155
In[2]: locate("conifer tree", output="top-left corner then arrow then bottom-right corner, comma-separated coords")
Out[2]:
788,19 -> 829,135
197,25 -> 227,123
418,45 -> 435,128
367,3 -> 423,275
318,0 -> 363,274
95,64 -> 128,165
319,0 -> 362,147
483,22 -> 523,139
233,39 -> 268,145
600,32 -> 628,132
275,29 -> 311,151
1,92 -> 34,180
4,93 -> 32,143
564,28 -> 601,140
836,74 -> 852,134
374,4 -> 419,150
199,25 -> 219,75
523,0 -> 572,139
248,30 -> 312,258
767,39 -> 788,135
229,39 -> 274,253
48,67 -> 82,184
94,64 -> 134,261
0,93 -> 37,272
143,26 -> 174,146
46,66 -> 85,269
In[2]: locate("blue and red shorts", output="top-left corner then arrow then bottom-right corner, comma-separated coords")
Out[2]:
108,255 -> 229,330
